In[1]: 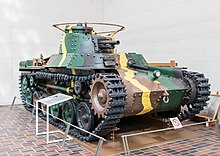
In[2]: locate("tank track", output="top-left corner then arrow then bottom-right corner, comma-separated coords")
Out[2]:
178,70 -> 210,120
19,72 -> 126,141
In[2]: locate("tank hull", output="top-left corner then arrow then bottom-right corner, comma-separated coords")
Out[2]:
117,53 -> 188,116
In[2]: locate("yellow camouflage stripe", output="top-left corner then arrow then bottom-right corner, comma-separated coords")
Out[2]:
119,53 -> 153,115
58,25 -> 72,67
71,69 -> 76,99
65,68 -> 75,96
66,87 -> 70,94
68,24 -> 73,33
71,69 -> 75,87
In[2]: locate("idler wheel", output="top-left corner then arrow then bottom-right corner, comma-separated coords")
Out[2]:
89,75 -> 110,118
76,102 -> 94,132
62,100 -> 77,124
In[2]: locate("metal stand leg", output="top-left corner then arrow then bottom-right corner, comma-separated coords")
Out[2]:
215,119 -> 220,138
46,105 -> 49,144
95,139 -> 104,156
125,137 -> 130,156
29,107 -> 35,124
122,137 -> 127,156
60,123 -> 71,148
36,101 -> 39,135
122,136 -> 130,156
10,96 -> 16,110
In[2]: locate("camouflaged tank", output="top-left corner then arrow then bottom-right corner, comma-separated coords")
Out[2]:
19,22 -> 210,141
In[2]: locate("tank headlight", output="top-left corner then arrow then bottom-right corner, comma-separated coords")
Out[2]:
153,70 -> 161,79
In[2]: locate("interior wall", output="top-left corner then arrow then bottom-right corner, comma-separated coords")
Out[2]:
104,0 -> 220,94
0,0 -> 103,105
2,0 -> 220,105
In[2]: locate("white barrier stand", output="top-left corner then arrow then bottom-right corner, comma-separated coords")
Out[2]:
36,93 -> 73,144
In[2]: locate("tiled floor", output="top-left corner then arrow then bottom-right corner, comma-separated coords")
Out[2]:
0,105 -> 93,156
0,105 -> 219,156
123,131 -> 220,156
116,123 -> 220,156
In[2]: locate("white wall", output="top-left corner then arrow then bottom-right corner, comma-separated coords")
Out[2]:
2,0 -> 220,105
104,0 -> 220,94
0,0 -> 103,104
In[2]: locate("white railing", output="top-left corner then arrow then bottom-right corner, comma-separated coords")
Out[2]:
121,119 -> 220,156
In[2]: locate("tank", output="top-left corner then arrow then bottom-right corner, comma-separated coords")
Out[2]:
19,22 -> 210,141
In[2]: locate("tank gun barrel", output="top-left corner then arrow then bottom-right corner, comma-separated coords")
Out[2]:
98,40 -> 120,45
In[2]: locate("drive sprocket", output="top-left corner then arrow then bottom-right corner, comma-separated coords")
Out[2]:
89,74 -> 111,118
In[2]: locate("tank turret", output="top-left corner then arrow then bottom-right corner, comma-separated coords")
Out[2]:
47,23 -> 121,69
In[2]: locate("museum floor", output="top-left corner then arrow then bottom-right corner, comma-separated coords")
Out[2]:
0,105 -> 219,156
